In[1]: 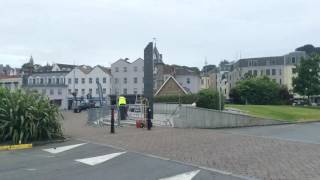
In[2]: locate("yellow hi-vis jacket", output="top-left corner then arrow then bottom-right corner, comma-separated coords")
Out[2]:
118,96 -> 126,106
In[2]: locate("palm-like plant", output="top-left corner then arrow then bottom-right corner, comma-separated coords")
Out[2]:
0,88 -> 63,144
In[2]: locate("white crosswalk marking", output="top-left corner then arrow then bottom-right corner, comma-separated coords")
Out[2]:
159,170 -> 200,180
43,143 -> 87,154
75,152 -> 126,166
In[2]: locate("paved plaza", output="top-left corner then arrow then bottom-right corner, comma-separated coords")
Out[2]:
63,111 -> 320,180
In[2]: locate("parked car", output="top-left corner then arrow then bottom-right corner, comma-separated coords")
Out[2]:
74,102 -> 90,113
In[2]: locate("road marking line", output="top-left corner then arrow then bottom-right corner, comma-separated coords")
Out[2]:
159,170 -> 200,180
43,143 -> 86,154
75,152 -> 126,166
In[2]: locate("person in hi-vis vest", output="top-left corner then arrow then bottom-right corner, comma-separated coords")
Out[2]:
118,96 -> 127,120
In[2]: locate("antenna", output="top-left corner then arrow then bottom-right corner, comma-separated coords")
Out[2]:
204,56 -> 208,75
153,37 -> 157,47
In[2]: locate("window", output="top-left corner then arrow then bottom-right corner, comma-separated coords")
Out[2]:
103,88 -> 106,94
36,78 -> 39,84
279,69 -> 282,75
134,77 -> 138,84
134,88 -> 138,94
123,88 -> 127,95
266,69 -> 270,76
103,77 -> 106,84
260,70 -> 264,76
115,67 -> 119,72
123,67 -> 127,72
75,89 -> 78,95
89,78 -> 93,84
48,78 -> 52,84
96,78 -> 99,83
292,57 -> 296,64
124,78 -> 127,84
81,89 -> 85,96
58,89 -> 62,95
68,78 -> 72,84
33,78 -> 36,84
187,78 -> 190,84
201,79 -> 204,85
134,66 -> 138,72
81,78 -> 85,84
56,78 -> 60,84
272,69 -> 276,76
115,78 -> 119,84
68,89 -> 72,94
75,78 -> 78,84
40,78 -> 44,84
279,79 -> 282,85
248,70 -> 252,75
50,89 -> 54,95
248,61 -> 252,66
89,88 -> 92,94
96,88 -> 99,94
253,70 -> 258,76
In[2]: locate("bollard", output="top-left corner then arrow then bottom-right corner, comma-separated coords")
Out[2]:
147,107 -> 152,130
111,108 -> 115,134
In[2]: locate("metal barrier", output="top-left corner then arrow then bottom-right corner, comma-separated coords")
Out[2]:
87,104 -> 147,127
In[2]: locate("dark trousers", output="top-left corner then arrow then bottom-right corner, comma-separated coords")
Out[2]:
119,105 -> 126,120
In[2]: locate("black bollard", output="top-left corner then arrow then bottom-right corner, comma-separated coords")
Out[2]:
147,107 -> 152,130
111,108 -> 115,133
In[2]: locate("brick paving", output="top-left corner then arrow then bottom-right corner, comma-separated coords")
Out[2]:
62,111 -> 320,180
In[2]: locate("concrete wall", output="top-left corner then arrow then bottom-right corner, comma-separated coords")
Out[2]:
154,103 -> 187,114
173,106 -> 288,128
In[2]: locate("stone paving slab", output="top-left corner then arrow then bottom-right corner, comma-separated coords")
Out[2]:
63,111 -> 320,180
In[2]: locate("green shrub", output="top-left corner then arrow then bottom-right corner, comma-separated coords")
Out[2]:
229,76 -> 292,105
0,88 -> 63,144
154,94 -> 198,104
196,89 -> 224,110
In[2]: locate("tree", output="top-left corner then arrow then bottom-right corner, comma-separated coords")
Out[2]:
296,44 -> 320,55
293,54 -> 320,103
196,89 -> 223,110
230,76 -> 284,105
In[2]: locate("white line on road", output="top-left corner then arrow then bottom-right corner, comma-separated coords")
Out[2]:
159,170 -> 200,180
43,143 -> 87,154
75,152 -> 126,166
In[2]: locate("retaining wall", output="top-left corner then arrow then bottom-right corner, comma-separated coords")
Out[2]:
173,106 -> 289,128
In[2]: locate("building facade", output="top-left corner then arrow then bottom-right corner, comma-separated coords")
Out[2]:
0,76 -> 22,91
111,58 -> 144,95
25,71 -> 69,109
65,65 -> 112,101
228,51 -> 307,91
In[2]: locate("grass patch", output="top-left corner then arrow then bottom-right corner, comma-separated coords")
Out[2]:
226,104 -> 320,122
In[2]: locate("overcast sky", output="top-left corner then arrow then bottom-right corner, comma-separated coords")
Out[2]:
0,0 -> 319,68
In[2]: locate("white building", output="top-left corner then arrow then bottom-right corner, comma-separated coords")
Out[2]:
228,51 -> 307,91
25,71 -> 69,110
111,58 -> 144,95
0,76 -> 22,91
65,65 -> 112,103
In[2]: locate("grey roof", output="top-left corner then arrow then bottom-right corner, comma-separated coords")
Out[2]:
56,63 -> 76,69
